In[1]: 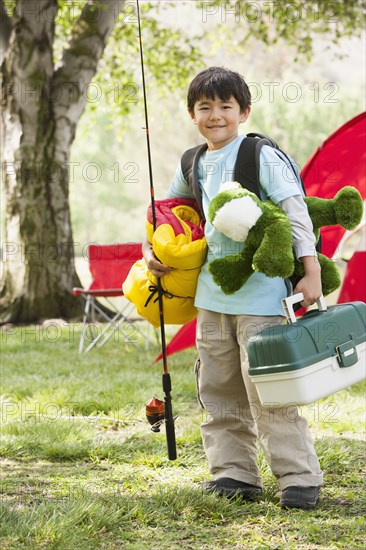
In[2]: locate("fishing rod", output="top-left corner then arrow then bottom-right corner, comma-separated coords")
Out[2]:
136,0 -> 177,460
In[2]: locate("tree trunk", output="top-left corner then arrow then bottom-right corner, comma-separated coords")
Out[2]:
0,0 -> 125,322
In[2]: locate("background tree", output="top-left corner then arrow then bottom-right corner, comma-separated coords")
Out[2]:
1,0 -> 365,323
0,0 -> 200,322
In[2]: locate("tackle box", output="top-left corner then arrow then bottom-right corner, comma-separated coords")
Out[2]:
248,293 -> 366,406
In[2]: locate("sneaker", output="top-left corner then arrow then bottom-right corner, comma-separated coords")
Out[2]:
202,477 -> 262,500
280,486 -> 321,510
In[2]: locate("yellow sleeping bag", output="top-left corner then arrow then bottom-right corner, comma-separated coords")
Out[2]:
123,198 -> 207,327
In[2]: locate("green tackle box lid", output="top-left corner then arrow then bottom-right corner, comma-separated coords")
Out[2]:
248,302 -> 366,376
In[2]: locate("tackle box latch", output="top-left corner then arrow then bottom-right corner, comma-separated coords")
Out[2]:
336,341 -> 358,368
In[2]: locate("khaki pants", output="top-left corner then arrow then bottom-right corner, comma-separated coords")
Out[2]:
195,309 -> 323,489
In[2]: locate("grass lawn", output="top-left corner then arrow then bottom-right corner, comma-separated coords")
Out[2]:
0,322 -> 365,549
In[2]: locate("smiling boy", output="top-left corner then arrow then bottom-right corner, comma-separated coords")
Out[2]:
143,67 -> 323,509
191,95 -> 249,150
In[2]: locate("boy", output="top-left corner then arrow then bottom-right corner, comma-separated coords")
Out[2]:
143,67 -> 323,509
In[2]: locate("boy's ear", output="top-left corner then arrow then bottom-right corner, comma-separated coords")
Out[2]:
188,108 -> 196,123
240,106 -> 251,124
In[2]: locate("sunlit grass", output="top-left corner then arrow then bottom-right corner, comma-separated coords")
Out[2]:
1,324 -> 365,549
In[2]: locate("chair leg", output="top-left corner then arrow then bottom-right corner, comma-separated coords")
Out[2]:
84,310 -> 136,352
143,323 -> 159,350
79,295 -> 156,353
79,295 -> 92,353
96,315 -> 141,351
145,323 -> 151,351
83,299 -> 141,353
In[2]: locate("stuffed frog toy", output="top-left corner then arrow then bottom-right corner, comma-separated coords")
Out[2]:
208,183 -> 363,295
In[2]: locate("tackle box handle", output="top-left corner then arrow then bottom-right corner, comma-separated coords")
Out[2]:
282,293 -> 327,324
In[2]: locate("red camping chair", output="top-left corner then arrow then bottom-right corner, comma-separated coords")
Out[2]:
73,243 -> 150,353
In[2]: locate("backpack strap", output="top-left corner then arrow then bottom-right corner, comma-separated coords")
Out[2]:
234,137 -> 263,197
246,132 -> 278,148
238,133 -> 279,197
181,143 -> 208,217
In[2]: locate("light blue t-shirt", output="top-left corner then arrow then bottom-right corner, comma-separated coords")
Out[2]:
166,135 -> 302,316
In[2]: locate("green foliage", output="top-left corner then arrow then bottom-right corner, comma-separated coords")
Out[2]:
2,0 -> 15,14
0,324 -> 365,548
51,1 -> 203,122
246,85 -> 363,168
199,0 -> 366,60
51,0 -> 366,124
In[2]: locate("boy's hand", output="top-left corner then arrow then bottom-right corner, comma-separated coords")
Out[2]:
142,239 -> 174,279
293,256 -> 322,308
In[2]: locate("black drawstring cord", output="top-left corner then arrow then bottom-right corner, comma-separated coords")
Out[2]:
144,284 -> 174,308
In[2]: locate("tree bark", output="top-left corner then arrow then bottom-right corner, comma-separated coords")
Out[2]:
0,0 -> 125,322
0,0 -> 11,63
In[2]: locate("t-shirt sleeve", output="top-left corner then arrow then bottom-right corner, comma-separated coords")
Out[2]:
166,163 -> 195,199
259,145 -> 302,203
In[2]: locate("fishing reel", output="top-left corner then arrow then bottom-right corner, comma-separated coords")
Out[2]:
146,397 -> 165,433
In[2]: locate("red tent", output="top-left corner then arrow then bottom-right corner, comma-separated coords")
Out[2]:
337,226 -> 366,303
155,112 -> 366,361
301,111 -> 366,258
155,318 -> 196,362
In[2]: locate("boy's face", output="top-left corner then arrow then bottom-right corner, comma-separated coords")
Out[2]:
189,95 -> 250,151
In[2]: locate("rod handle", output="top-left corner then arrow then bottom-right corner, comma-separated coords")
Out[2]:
163,373 -> 177,460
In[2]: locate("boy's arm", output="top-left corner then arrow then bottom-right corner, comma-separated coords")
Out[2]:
295,256 -> 322,307
279,195 -> 322,308
166,163 -> 195,199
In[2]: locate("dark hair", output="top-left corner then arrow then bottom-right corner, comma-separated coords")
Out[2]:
187,66 -> 251,113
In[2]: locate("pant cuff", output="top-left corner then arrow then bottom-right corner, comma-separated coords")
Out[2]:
212,468 -> 262,488
278,472 -> 323,490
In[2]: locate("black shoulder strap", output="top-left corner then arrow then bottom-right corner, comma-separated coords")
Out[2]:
246,132 -> 278,148
235,133 -> 279,198
181,144 -> 205,187
181,143 -> 208,217
234,137 -> 260,197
